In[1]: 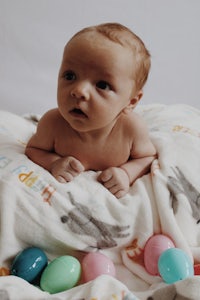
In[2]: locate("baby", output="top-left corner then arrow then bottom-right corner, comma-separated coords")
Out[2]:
25,23 -> 156,198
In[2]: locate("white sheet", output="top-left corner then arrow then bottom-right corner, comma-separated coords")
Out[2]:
0,104 -> 200,299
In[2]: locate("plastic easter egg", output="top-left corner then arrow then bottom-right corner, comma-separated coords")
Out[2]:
40,255 -> 81,294
81,252 -> 116,282
144,234 -> 175,275
158,248 -> 194,284
11,247 -> 48,283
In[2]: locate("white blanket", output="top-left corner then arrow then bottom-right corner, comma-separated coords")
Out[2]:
0,104 -> 200,300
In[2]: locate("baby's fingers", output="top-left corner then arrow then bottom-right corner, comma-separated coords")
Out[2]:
69,157 -> 85,173
56,174 -> 73,183
51,156 -> 84,183
98,168 -> 113,183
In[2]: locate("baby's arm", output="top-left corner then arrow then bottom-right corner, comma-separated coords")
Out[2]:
99,155 -> 155,198
99,116 -> 156,198
25,110 -> 84,182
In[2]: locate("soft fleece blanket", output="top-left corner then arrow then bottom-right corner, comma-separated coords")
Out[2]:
0,104 -> 200,300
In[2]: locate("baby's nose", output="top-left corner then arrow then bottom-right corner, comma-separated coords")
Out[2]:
71,82 -> 90,100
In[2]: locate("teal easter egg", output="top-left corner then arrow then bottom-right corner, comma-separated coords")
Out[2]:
40,256 -> 81,294
11,247 -> 48,283
158,248 -> 194,284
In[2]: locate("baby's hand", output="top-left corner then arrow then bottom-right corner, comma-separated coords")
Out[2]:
51,156 -> 84,183
98,167 -> 130,198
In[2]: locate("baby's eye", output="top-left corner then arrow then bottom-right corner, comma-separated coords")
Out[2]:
96,81 -> 111,91
62,71 -> 76,81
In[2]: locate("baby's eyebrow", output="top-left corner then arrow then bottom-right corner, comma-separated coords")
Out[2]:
94,66 -> 114,78
100,72 -> 116,83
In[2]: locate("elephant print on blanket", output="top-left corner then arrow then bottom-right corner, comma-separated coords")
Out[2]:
61,192 -> 130,249
167,167 -> 200,223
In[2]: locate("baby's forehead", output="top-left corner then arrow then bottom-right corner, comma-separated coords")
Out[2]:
61,25 -> 150,90
64,29 -> 143,65
63,31 -> 136,65
65,30 -> 110,50
65,31 -> 133,58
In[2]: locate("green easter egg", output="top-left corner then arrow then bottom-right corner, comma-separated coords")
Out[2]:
40,256 -> 81,294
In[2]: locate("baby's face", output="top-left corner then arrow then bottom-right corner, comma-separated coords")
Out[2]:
57,31 -> 138,132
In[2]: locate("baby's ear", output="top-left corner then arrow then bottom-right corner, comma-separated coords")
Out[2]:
123,90 -> 143,113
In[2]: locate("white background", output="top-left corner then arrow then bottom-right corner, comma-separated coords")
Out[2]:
0,0 -> 200,115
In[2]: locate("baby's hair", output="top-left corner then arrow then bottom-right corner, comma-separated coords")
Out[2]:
69,23 -> 151,90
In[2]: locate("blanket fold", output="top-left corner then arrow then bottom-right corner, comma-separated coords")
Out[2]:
0,104 -> 200,299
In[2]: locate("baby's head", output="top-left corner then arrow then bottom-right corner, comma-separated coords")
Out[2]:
68,22 -> 151,91
58,23 -> 151,127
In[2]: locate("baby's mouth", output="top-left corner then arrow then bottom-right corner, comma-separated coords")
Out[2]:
70,108 -> 88,118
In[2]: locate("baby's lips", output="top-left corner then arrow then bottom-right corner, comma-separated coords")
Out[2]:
70,108 -> 88,118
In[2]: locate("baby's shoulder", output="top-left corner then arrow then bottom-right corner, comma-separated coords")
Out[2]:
39,109 -> 63,126
36,109 -> 68,136
123,111 -> 146,130
42,108 -> 60,120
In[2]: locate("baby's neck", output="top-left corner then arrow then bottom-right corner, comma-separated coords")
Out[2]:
75,120 -> 118,142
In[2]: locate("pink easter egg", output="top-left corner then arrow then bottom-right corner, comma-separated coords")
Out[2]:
82,252 -> 116,282
144,234 -> 175,275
